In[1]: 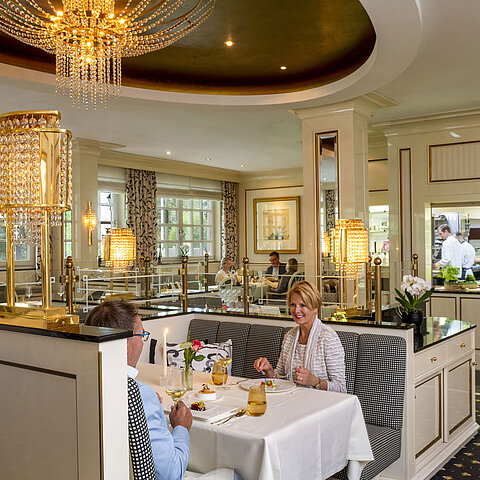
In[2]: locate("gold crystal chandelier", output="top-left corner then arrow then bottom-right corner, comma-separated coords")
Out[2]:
0,0 -> 215,109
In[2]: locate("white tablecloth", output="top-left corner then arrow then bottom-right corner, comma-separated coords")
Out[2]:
136,363 -> 373,480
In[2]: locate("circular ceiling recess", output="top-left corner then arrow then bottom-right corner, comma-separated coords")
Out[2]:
0,0 -> 376,95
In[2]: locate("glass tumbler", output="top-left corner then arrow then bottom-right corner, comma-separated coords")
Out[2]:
247,384 -> 267,416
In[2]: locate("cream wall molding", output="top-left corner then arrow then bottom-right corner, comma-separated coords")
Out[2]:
98,147 -> 241,182
372,108 -> 480,136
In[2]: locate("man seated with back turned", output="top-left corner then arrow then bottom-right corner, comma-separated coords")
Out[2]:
86,301 -> 240,480
86,301 -> 190,480
265,251 -> 286,280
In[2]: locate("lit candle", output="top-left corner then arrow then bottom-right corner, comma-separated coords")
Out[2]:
163,327 -> 168,378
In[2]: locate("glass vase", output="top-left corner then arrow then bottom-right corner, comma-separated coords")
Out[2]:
182,366 -> 193,391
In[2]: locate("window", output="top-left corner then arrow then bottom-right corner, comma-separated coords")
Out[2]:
0,225 -> 33,268
157,197 -> 216,259
99,191 -> 114,240
64,210 -> 72,258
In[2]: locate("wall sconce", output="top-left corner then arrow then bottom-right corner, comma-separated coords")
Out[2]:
103,228 -> 136,269
82,201 -> 97,246
0,110 -> 72,310
323,231 -> 330,257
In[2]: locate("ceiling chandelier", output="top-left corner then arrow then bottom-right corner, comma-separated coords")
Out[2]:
0,0 -> 215,109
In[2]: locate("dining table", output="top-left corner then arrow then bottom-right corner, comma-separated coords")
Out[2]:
136,362 -> 374,480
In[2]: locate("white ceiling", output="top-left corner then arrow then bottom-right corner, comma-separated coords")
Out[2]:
0,0 -> 479,173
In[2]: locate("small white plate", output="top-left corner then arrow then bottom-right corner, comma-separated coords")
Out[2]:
238,378 -> 296,393
190,404 -> 238,423
194,393 -> 221,402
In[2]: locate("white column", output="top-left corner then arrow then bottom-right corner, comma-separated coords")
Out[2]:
295,97 -> 380,279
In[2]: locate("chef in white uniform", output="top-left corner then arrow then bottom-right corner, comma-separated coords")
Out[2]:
454,231 -> 476,279
433,224 -> 463,276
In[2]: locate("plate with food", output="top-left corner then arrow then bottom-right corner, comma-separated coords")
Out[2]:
189,401 -> 238,423
238,378 -> 296,393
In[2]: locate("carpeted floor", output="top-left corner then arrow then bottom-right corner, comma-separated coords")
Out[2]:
431,371 -> 480,479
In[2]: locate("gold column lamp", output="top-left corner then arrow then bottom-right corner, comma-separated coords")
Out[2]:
330,219 -> 369,310
0,110 -> 72,312
102,228 -> 136,269
82,201 -> 97,246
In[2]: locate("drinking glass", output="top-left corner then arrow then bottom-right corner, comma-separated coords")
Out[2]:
247,384 -> 267,416
164,368 -> 186,404
212,356 -> 232,390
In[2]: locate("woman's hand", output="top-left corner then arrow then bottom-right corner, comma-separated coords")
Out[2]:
294,366 -> 322,388
253,357 -> 274,377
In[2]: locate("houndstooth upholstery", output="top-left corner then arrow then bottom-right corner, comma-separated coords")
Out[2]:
127,377 -> 156,480
216,321 -> 251,377
243,324 -> 284,379
334,424 -> 402,480
354,334 -> 406,430
336,331 -> 359,395
188,319 -> 220,344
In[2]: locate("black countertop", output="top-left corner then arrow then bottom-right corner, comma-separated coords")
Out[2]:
0,318 -> 131,343
432,287 -> 480,295
413,316 -> 476,352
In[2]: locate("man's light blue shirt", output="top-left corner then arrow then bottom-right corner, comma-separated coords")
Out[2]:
128,365 -> 190,480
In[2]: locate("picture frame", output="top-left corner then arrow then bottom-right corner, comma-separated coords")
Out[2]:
253,196 -> 300,254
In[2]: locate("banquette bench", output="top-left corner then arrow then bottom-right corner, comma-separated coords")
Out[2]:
149,318 -> 407,480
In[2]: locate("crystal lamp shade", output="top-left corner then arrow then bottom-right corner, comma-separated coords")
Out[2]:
103,228 -> 136,268
0,110 -> 72,245
330,219 -> 369,276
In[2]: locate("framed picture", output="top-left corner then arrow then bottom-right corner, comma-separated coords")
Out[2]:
253,196 -> 300,254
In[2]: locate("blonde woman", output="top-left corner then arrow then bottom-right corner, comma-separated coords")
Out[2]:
254,281 -> 346,393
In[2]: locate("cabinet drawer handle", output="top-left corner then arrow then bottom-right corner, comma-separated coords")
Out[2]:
431,357 -> 437,362
472,361 -> 477,366
460,343 -> 466,348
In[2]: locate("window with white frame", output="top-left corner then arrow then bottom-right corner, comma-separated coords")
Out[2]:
157,197 -> 217,259
0,226 -> 33,267
98,191 -> 114,240
63,210 -> 72,258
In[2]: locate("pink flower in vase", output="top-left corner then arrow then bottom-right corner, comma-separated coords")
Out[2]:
192,339 -> 202,352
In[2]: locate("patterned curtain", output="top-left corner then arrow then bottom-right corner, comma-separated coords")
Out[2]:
222,181 -> 239,266
126,169 -> 158,266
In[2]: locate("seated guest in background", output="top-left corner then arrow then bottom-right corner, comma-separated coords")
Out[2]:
266,258 -> 298,294
265,251 -> 286,280
86,301 -> 191,480
454,231 -> 476,279
254,281 -> 346,393
215,257 -> 236,284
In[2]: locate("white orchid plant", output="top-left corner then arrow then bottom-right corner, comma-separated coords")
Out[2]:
395,275 -> 433,313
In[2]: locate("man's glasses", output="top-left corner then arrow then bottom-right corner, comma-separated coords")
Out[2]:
133,330 -> 150,342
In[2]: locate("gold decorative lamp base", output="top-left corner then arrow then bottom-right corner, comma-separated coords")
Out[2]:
0,304 -> 79,327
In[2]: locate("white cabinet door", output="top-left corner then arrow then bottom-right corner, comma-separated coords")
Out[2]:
429,295 -> 457,319
447,359 -> 472,435
459,298 -> 480,356
415,373 -> 443,459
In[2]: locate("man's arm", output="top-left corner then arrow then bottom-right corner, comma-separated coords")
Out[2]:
138,381 -> 190,480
